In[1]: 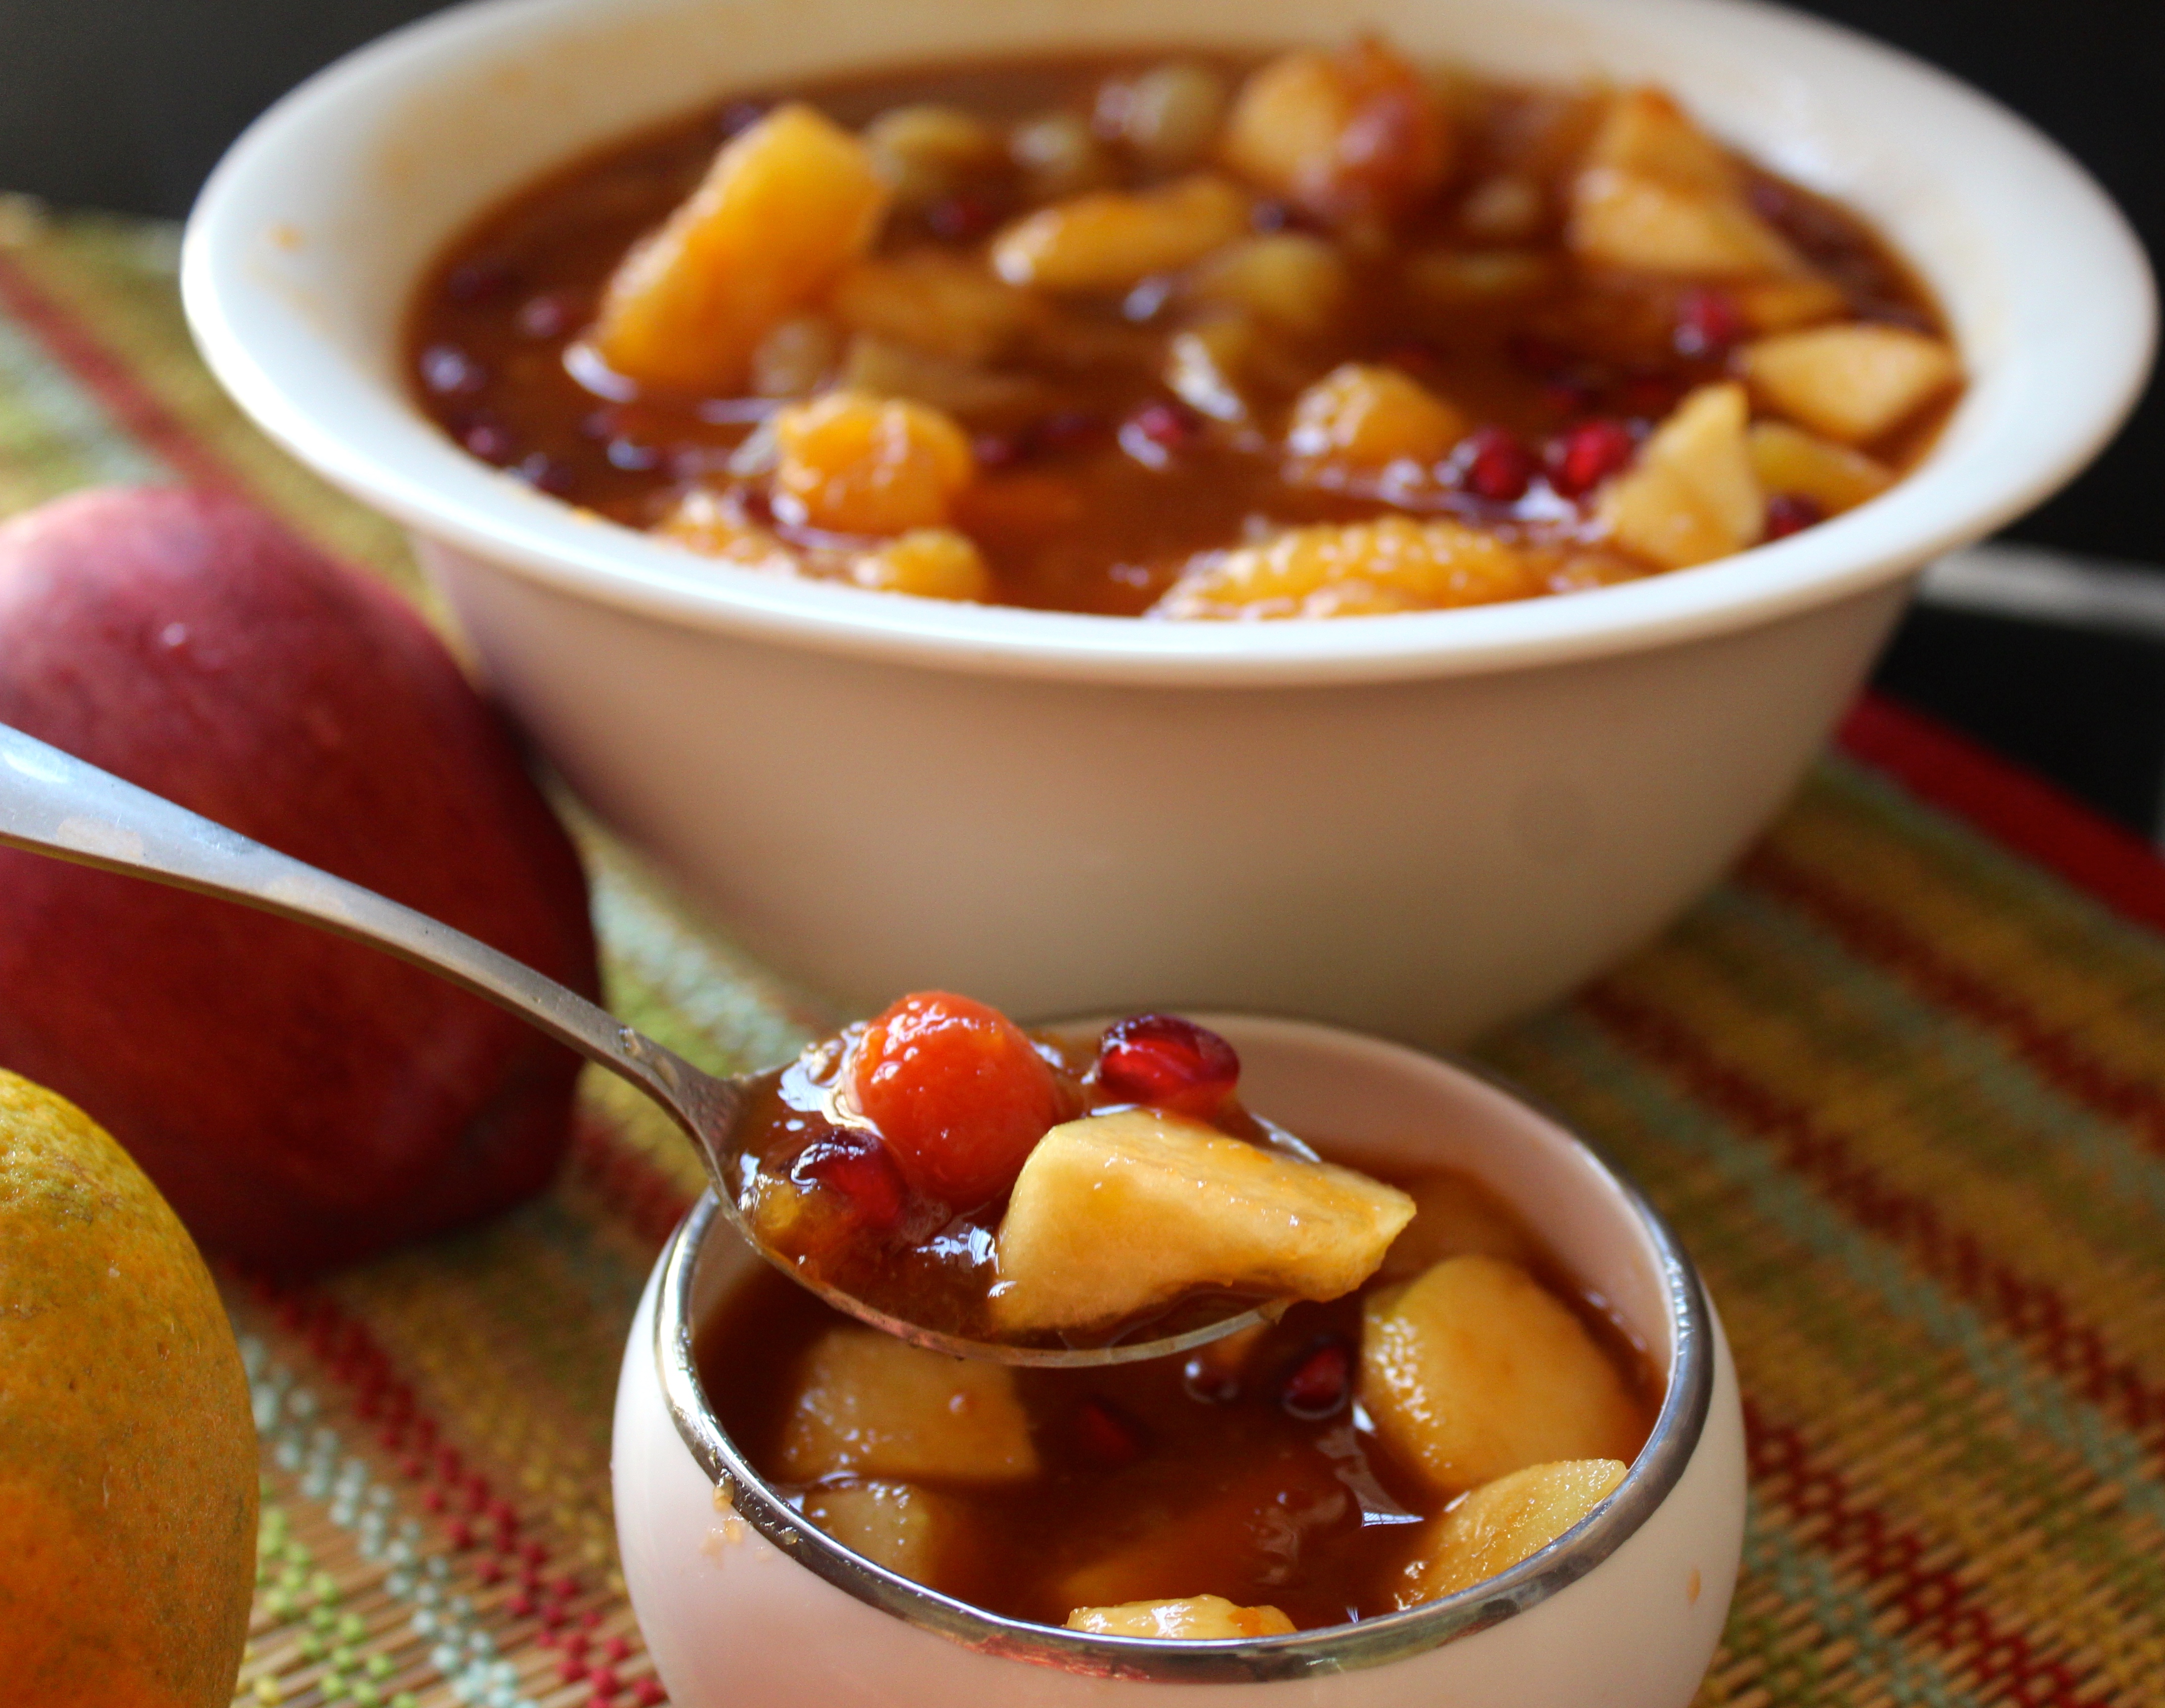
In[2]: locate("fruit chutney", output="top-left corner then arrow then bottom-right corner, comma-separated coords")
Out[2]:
698,993 -> 1661,1635
412,37 -> 1959,618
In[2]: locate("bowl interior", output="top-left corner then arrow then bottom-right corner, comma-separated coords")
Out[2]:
183,0 -> 2154,683
662,1015 -> 1709,1679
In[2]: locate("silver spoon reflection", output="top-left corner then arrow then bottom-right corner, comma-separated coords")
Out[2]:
0,721 -> 1277,1366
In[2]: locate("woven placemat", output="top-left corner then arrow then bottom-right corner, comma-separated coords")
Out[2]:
1,204 -> 2161,1708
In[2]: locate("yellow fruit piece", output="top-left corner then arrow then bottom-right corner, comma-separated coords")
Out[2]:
828,250 -> 1037,366
0,1069 -> 257,1707
1067,1596 -> 1298,1639
1185,233 -> 1349,334
800,1481 -> 971,1584
862,104 -> 1002,209
1735,276 -> 1849,334
1376,1171 -> 1541,1283
1395,1460 -> 1628,1604
775,1326 -> 1039,1484
1220,41 -> 1451,223
1286,363 -> 1470,470
1746,420 -> 1893,515
655,488 -> 801,573
1596,382 -> 1762,570
773,390 -> 975,535
1360,1255 -> 1645,1497
991,174 -> 1251,293
1153,515 -> 1535,620
993,1109 -> 1413,1334
849,528 -> 994,601
1583,89 -> 1737,196
592,104 -> 889,394
1743,322 -> 1960,444
1163,318 -> 1259,423
1098,62 -> 1232,173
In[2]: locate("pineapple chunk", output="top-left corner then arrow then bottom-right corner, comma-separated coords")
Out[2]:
592,104 -> 888,394
991,1109 -> 1414,1334
772,390 -> 975,534
1747,421 -> 1892,515
1220,41 -> 1451,223
990,175 -> 1251,293
829,251 -> 1037,366
1567,89 -> 1802,278
1286,364 -> 1470,470
775,1326 -> 1039,1484
849,528 -> 993,601
1735,276 -> 1849,335
1742,323 -> 1959,444
1359,1255 -> 1644,1497
1185,234 -> 1350,335
1595,383 -> 1762,570
1067,1597 -> 1298,1639
1152,516 -> 1534,620
800,1480 -> 971,1584
1394,1459 -> 1627,1605
1376,1171 -> 1540,1282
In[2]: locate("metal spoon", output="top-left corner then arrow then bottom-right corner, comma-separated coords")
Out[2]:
0,721 -> 1276,1366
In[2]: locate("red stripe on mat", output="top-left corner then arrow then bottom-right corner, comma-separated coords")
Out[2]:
0,250 -> 236,492
1837,695 -> 2165,937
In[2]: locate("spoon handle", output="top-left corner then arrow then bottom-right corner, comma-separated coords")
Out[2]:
0,720 -> 737,1151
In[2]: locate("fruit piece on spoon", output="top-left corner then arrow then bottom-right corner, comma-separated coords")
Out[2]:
729,995 -> 1414,1352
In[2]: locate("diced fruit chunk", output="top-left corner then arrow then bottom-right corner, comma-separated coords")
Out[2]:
1097,63 -> 1232,173
1286,364 -> 1470,470
1394,1459 -> 1627,1604
1745,421 -> 1892,515
1377,1171 -> 1540,1282
776,1326 -> 1039,1483
1152,516 -> 1535,620
800,1480 -> 972,1584
862,104 -> 1003,208
1066,1596 -> 1298,1639
1220,40 -> 1451,223
992,1109 -> 1415,1333
829,251 -> 1037,365
991,175 -> 1251,293
1360,1255 -> 1644,1497
849,528 -> 994,601
592,104 -> 888,393
1186,234 -> 1350,334
850,991 -> 1063,1205
1742,323 -> 1959,444
773,392 -> 975,535
1096,1014 -> 1241,1118
1595,383 -> 1762,569
1567,89 -> 1801,278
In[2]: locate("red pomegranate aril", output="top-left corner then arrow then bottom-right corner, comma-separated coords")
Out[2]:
790,1130 -> 909,1233
927,193 -> 999,241
1459,426 -> 1537,503
1279,1339 -> 1352,1419
1674,287 -> 1746,357
1097,1014 -> 1240,1116
1074,1397 -> 1150,1467
1764,492 -> 1827,539
1128,401 -> 1204,452
1548,419 -> 1637,498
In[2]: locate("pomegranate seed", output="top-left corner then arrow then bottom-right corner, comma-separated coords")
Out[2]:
1097,1015 -> 1240,1115
1126,401 -> 1203,452
515,453 -> 576,496
1182,1355 -> 1240,1405
1279,1339 -> 1352,1419
1074,1398 -> 1149,1466
927,193 -> 998,241
1674,287 -> 1745,356
458,420 -> 516,464
516,291 -> 584,340
790,1130 -> 908,1232
1459,426 -> 1537,503
445,258 -> 518,304
1548,419 -> 1637,498
1764,492 -> 1826,539
420,343 -> 486,396
972,431 -> 1023,469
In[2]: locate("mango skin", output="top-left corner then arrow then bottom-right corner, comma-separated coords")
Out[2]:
0,1068 -> 257,1707
0,486 -> 600,1270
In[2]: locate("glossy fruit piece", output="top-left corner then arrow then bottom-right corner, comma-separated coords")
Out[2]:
789,1129 -> 909,1233
1278,1337 -> 1354,1419
1458,426 -> 1539,503
849,991 -> 1063,1205
1096,1014 -> 1241,1116
1547,419 -> 1638,498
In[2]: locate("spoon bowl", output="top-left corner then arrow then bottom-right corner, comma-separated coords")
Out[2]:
0,719 -> 1275,1366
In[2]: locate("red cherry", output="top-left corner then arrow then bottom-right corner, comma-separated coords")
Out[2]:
851,992 -> 1062,1205
1074,1397 -> 1150,1466
1097,1015 -> 1240,1116
1674,286 -> 1746,356
1548,419 -> 1637,498
1458,426 -> 1537,503
1765,492 -> 1827,539
789,1129 -> 909,1232
1278,1339 -> 1352,1419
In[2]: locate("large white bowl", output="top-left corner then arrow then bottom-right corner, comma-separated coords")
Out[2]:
612,1016 -> 1746,1708
182,0 -> 2154,1041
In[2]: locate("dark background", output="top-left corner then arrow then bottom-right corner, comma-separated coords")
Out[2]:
3,0 -> 2162,831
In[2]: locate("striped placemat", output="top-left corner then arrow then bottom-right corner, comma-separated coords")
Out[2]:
1,204 -> 2160,1708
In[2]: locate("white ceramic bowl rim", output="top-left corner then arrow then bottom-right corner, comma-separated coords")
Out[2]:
180,0 -> 2156,689
651,1029 -> 1716,1683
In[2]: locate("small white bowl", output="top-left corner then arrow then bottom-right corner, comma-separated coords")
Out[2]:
612,1015 -> 1747,1708
182,0 -> 2154,1042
